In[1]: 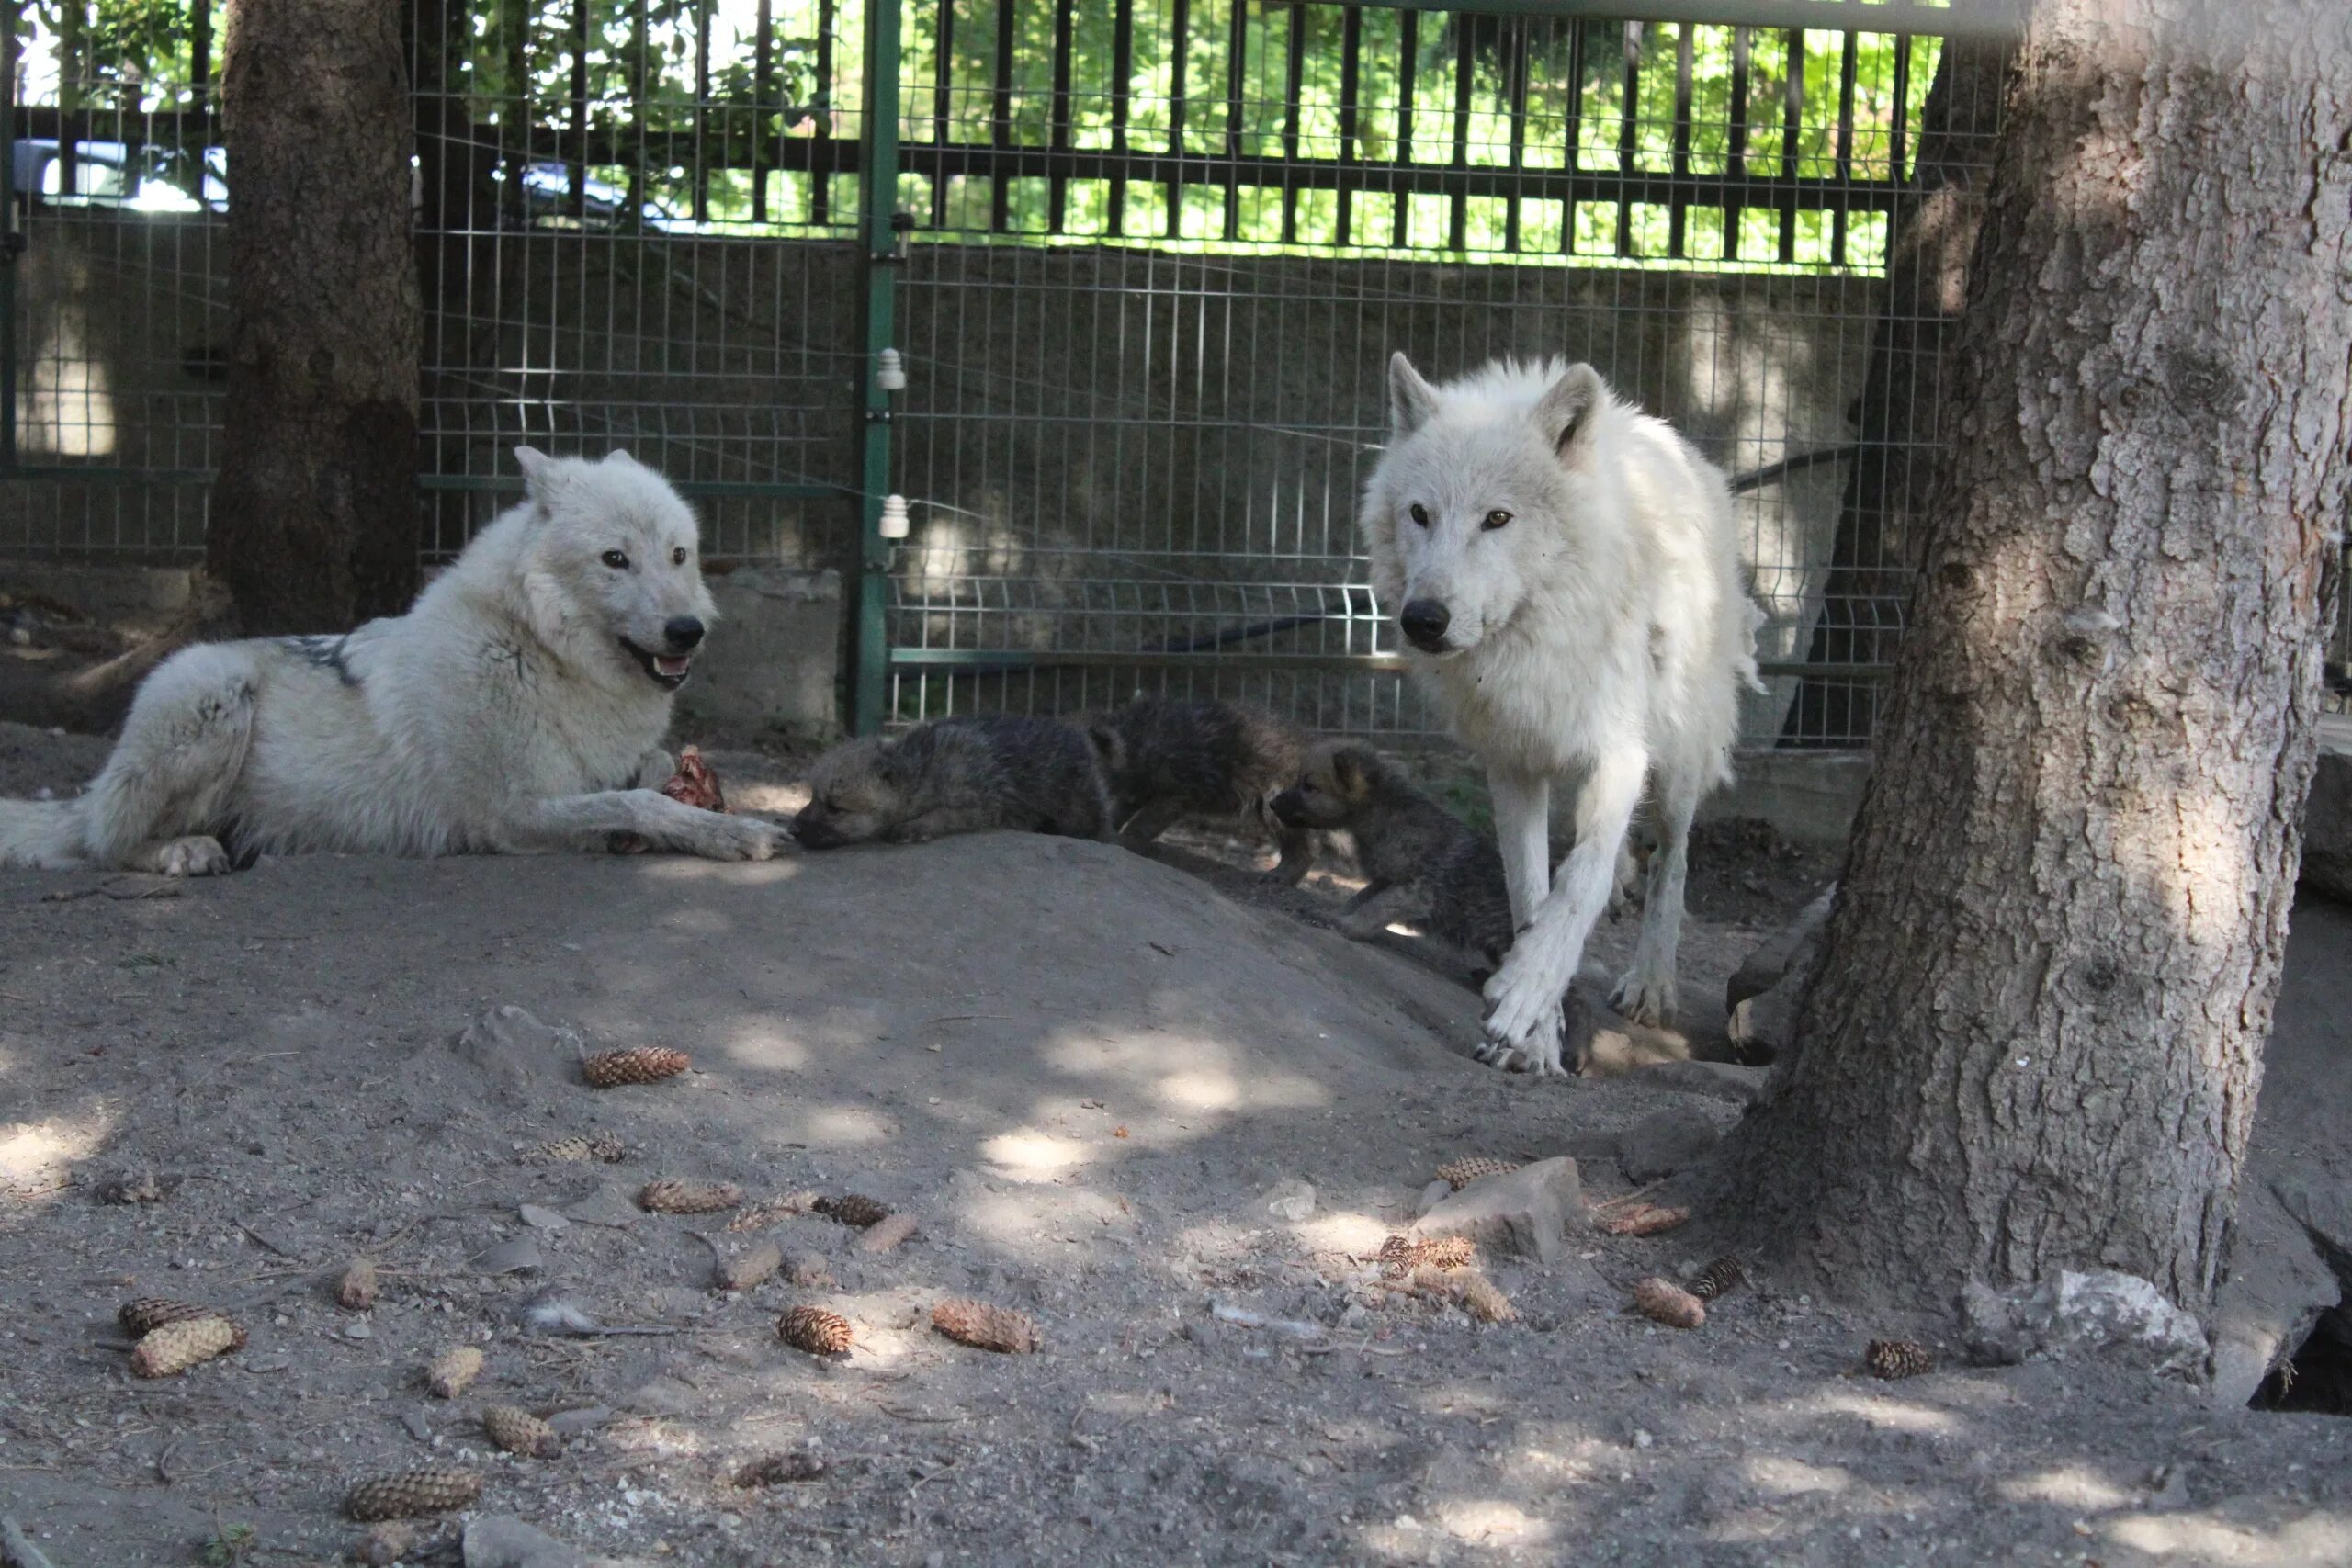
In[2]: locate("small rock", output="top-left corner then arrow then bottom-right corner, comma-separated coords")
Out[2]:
1265,1181 -> 1316,1224
447,1005 -> 581,1094
356,1522 -> 418,1567
1412,1157 -> 1582,1263
1960,1269 -> 2209,1374
562,1185 -> 642,1229
401,1409 -> 433,1441
345,1321 -> 374,1340
546,1405 -> 615,1438
469,1237 -> 543,1275
623,1377 -> 697,1417
1633,1059 -> 1769,1104
462,1515 -> 592,1568
1415,1179 -> 1452,1219
519,1204 -> 570,1232
1616,1107 -> 1721,1183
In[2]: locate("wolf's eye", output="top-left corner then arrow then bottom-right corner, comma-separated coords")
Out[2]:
1483,510 -> 1512,531
671,547 -> 688,567
1408,503 -> 1430,527
601,549 -> 630,570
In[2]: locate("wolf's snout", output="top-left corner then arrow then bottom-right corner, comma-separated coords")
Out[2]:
663,616 -> 707,652
1399,599 -> 1452,652
1270,787 -> 1306,828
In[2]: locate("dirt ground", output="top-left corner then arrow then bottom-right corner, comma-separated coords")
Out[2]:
2,721 -> 2349,1568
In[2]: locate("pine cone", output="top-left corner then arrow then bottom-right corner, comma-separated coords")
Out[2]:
481,1404 -> 560,1458
776,1305 -> 854,1356
857,1213 -> 921,1254
344,1463 -> 483,1521
1629,1276 -> 1706,1329
118,1296 -> 219,1335
639,1179 -> 743,1214
715,1242 -> 783,1292
930,1298 -> 1040,1354
354,1521 -> 417,1566
424,1345 -> 484,1399
1450,1269 -> 1518,1325
338,1258 -> 379,1311
130,1314 -> 243,1377
1435,1156 -> 1520,1190
1595,1201 -> 1691,1237
1690,1257 -> 1747,1302
813,1193 -> 892,1229
524,1133 -> 628,1165
1866,1338 -> 1934,1380
734,1450 -> 827,1485
582,1046 -> 691,1088
1377,1234 -> 1475,1277
727,1192 -> 820,1232
784,1251 -> 837,1290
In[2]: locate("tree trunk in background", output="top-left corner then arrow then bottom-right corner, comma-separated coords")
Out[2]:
1719,0 -> 2352,1313
1779,31 -> 2013,748
208,0 -> 421,635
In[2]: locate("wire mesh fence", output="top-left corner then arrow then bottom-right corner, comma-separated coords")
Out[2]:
0,0 -> 2053,749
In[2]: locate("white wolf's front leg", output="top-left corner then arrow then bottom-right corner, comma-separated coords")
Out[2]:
1611,761 -> 1700,1026
1486,766 -> 1552,930
630,747 -> 677,790
1480,745 -> 1646,1076
512,791 -> 786,861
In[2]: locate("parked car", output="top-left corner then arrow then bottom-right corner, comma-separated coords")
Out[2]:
7,141 -> 684,233
8,138 -> 216,213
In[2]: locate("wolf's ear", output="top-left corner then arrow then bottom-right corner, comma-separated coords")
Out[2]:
514,446 -> 561,514
1388,352 -> 1439,436
602,447 -> 634,466
1331,744 -> 1371,797
1085,720 -> 1125,772
1535,363 -> 1606,462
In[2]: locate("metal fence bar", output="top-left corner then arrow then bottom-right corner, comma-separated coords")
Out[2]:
853,0 -> 905,735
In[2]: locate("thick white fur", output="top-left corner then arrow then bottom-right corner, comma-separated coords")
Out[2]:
1363,355 -> 1764,1074
0,447 -> 785,874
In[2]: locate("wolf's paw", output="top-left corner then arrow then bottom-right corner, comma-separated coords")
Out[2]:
704,817 -> 788,862
1610,965 -> 1677,1028
1478,970 -> 1568,1078
152,835 -> 232,877
880,821 -> 933,846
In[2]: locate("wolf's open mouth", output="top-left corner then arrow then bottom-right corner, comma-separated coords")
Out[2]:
618,637 -> 695,690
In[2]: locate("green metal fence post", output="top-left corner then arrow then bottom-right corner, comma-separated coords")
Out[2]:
850,0 -> 904,736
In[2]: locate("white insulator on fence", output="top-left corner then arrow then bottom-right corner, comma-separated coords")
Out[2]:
876,347 -> 908,392
877,493 -> 910,539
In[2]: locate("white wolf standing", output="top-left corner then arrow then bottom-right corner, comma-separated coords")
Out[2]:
1363,355 -> 1764,1075
0,446 -> 786,874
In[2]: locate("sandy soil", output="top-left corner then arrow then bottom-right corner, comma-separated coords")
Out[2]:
0,722 -> 2347,1567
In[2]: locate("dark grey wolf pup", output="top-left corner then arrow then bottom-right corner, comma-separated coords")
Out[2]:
1271,739 -> 1514,970
791,714 -> 1114,849
1084,697 -> 1311,883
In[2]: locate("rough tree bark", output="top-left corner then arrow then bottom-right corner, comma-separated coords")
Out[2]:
1780,30 -> 2015,748
1720,0 -> 2352,1314
207,0 -> 422,634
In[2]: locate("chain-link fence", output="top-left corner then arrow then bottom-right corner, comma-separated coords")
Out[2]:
2,0 -> 2046,748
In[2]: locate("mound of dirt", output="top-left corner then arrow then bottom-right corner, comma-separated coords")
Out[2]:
1,761 -> 2347,1564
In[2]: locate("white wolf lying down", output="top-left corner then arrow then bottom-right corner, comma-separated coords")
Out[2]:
0,446 -> 786,874
1363,355 -> 1764,1075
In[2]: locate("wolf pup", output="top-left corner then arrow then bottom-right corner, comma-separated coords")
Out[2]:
1364,355 -> 1765,1074
791,714 -> 1113,849
1085,696 -> 1310,883
1272,739 -> 1511,966
0,447 -> 785,874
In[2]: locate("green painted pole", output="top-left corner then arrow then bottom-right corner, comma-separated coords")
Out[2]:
849,0 -> 903,736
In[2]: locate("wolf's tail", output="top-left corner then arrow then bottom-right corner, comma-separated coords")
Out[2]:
0,797 -> 87,869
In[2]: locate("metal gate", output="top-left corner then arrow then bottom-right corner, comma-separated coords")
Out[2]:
1,0 -> 2034,747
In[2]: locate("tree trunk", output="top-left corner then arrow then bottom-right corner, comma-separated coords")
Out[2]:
1720,0 -> 2352,1314
1779,31 -> 2013,748
207,0 -> 422,635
